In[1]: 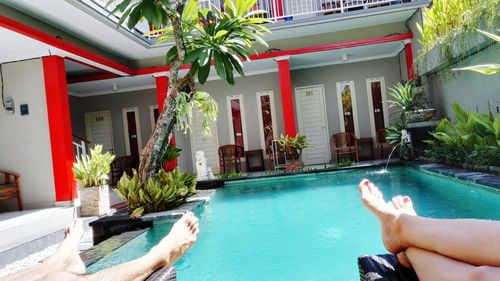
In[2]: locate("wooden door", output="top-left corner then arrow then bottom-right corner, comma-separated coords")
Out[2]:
122,107 -> 142,168
366,77 -> 389,140
336,81 -> 359,136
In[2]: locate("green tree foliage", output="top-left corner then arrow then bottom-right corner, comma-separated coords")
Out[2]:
106,0 -> 271,181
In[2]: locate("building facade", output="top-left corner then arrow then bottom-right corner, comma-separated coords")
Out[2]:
1,0 -> 433,211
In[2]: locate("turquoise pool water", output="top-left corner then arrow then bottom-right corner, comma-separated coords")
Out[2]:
88,167 -> 500,280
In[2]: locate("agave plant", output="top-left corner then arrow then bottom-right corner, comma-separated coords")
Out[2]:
115,168 -> 197,218
73,145 -> 115,188
388,81 -> 427,122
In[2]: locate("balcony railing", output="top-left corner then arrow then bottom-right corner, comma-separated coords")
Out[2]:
83,0 -> 416,39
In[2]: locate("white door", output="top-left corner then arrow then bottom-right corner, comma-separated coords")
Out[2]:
295,85 -> 330,165
85,111 -> 114,153
190,108 -> 219,173
336,81 -> 360,137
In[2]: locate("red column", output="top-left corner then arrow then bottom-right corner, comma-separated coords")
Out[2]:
42,55 -> 77,202
276,57 -> 297,137
154,75 -> 177,170
405,42 -> 415,81
275,0 -> 284,19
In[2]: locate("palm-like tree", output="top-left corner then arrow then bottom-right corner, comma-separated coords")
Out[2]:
107,0 -> 270,182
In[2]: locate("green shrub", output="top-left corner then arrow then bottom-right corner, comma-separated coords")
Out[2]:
115,168 -> 197,218
277,134 -> 311,160
388,82 -> 427,119
424,102 -> 500,167
218,171 -> 243,179
73,145 -> 115,188
416,0 -> 499,74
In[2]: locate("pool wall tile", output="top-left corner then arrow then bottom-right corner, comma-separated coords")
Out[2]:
407,162 -> 500,190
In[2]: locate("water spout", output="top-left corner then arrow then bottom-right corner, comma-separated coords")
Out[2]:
384,144 -> 400,171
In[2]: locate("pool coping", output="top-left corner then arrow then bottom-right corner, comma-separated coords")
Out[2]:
404,161 -> 500,190
222,159 -> 401,183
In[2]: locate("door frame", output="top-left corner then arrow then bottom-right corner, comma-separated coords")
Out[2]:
294,84 -> 331,164
190,109 -> 220,173
366,77 -> 389,140
84,110 -> 114,152
149,104 -> 158,130
122,107 -> 143,156
226,94 -> 249,151
256,91 -> 278,151
336,81 -> 360,137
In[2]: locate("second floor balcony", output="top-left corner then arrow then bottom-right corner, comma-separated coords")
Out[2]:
85,0 -> 420,40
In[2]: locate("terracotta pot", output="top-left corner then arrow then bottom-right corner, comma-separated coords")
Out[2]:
80,185 -> 110,217
286,159 -> 303,172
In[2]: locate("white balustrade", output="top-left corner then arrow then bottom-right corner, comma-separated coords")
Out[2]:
85,0 -> 414,38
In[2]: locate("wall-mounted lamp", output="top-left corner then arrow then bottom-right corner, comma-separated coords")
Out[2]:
342,54 -> 349,62
112,84 -> 118,91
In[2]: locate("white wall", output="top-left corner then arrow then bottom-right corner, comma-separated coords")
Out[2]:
428,45 -> 500,121
291,57 -> 403,139
0,59 -> 56,211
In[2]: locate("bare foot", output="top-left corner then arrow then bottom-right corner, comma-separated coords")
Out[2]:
48,220 -> 86,274
150,212 -> 199,267
358,179 -> 406,254
389,196 -> 416,216
389,196 -> 416,268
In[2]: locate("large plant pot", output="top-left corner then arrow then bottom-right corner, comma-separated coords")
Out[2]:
286,159 -> 303,172
80,185 -> 110,217
404,109 -> 436,124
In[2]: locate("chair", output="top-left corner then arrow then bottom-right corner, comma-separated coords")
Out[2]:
0,169 -> 22,210
218,145 -> 244,174
267,140 -> 286,170
331,132 -> 359,163
376,128 -> 393,159
110,156 -> 134,186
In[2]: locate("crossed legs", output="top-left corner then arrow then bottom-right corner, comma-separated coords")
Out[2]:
359,179 -> 500,281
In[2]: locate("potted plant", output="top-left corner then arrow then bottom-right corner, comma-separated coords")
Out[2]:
73,145 -> 115,217
388,81 -> 435,124
277,134 -> 311,172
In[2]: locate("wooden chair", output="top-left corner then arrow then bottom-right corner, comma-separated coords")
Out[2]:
331,132 -> 359,163
0,169 -> 22,210
376,128 -> 393,159
218,145 -> 244,174
110,156 -> 134,186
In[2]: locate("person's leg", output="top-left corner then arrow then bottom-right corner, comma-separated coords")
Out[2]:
359,179 -> 500,266
1,220 -> 86,281
78,212 -> 199,281
405,247 -> 500,281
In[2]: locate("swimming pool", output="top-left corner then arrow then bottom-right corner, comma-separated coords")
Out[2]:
88,166 -> 500,280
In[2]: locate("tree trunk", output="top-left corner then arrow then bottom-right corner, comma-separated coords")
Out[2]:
137,0 -> 188,183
